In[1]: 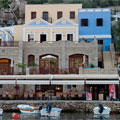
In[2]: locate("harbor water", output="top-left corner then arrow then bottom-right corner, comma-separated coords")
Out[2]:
1,112 -> 120,120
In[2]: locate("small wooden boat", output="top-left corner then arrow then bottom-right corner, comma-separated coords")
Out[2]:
17,104 -> 40,114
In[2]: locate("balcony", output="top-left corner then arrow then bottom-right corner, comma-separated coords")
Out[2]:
42,17 -> 52,23
0,41 -> 19,47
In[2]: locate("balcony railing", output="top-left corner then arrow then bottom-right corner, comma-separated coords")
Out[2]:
0,41 -> 19,47
42,17 -> 52,23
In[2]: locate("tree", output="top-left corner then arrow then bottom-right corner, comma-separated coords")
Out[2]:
0,0 -> 13,9
112,20 -> 120,51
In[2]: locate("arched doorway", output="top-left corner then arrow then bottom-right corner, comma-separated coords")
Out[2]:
28,55 -> 35,67
0,58 -> 13,75
69,54 -> 89,74
39,54 -> 58,74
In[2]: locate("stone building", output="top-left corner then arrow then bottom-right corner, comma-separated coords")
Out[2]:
0,4 -> 118,101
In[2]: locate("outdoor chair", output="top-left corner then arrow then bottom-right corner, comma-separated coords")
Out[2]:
78,93 -> 82,100
24,93 -> 28,100
45,92 -> 49,100
63,92 -> 68,100
71,92 -> 75,100
37,92 -> 43,100
2,93 -> 6,100
30,92 -> 34,100
56,92 -> 62,100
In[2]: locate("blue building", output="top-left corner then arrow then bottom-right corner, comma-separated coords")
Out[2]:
78,8 -> 111,51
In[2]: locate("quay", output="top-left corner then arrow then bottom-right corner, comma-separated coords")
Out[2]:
1,100 -> 120,113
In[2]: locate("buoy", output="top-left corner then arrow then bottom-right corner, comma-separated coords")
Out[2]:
12,113 -> 20,119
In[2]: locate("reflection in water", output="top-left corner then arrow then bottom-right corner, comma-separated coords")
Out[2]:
1,112 -> 120,120
93,114 -> 110,120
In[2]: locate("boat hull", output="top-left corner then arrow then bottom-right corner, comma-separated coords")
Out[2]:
40,108 -> 62,117
0,109 -> 3,115
93,107 -> 111,115
17,105 -> 40,114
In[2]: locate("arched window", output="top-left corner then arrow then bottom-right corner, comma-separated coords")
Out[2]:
28,55 -> 35,67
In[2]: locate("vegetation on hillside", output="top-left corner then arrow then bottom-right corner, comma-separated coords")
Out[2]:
27,0 -> 120,8
112,20 -> 120,51
0,0 -> 13,9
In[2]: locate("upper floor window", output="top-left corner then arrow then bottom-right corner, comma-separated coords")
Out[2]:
81,19 -> 88,26
31,12 -> 36,19
57,11 -> 63,19
28,33 -> 34,42
96,18 -> 103,26
70,11 -> 75,19
56,34 -> 62,41
43,12 -> 48,21
67,34 -> 73,41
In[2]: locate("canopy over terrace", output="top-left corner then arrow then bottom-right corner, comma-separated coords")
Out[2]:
0,74 -> 118,85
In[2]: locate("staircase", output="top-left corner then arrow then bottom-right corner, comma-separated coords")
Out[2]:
103,51 -> 114,69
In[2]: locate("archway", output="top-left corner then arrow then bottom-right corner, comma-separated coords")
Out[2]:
28,55 -> 35,67
69,54 -> 89,74
0,58 -> 13,75
39,54 -> 59,74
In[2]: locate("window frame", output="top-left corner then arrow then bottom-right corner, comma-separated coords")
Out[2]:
96,18 -> 103,26
57,11 -> 63,19
31,12 -> 36,19
81,19 -> 88,26
55,33 -> 63,41
27,33 -> 35,42
70,11 -> 75,19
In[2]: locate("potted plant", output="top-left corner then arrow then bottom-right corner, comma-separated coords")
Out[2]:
16,63 -> 26,74
90,63 -> 95,68
28,61 -> 38,74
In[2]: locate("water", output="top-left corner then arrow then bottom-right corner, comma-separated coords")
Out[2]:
1,112 -> 120,120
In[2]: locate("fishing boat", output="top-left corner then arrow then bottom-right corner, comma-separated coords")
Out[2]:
17,104 -> 40,114
40,75 -> 62,117
0,109 -> 3,115
93,104 -> 111,115
40,104 -> 62,117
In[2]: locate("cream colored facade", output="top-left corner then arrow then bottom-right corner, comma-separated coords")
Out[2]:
23,17 -> 78,42
25,4 -> 82,24
14,25 -> 23,41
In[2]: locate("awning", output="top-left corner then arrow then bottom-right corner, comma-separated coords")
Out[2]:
86,80 -> 119,85
0,80 -> 16,84
17,80 -> 49,85
52,80 -> 84,85
0,74 -> 118,80
17,80 -> 84,85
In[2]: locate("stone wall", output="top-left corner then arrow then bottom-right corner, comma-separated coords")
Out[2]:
23,40 -> 98,70
0,41 -> 23,74
1,100 -> 120,113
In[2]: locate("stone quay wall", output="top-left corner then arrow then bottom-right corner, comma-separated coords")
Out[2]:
1,100 -> 120,113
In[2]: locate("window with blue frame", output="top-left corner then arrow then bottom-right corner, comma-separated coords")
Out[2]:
96,18 -> 103,26
67,85 -> 71,89
81,19 -> 88,26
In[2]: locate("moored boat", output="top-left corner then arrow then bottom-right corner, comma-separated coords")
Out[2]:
93,104 -> 111,115
40,108 -> 62,117
40,104 -> 62,117
17,104 -> 40,114
0,109 -> 3,115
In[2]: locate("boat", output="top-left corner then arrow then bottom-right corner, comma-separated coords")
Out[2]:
0,109 -> 3,115
17,104 -> 40,114
40,105 -> 62,117
93,104 -> 111,115
40,76 -> 62,117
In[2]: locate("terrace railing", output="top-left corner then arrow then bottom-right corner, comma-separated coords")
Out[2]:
0,41 -> 19,47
